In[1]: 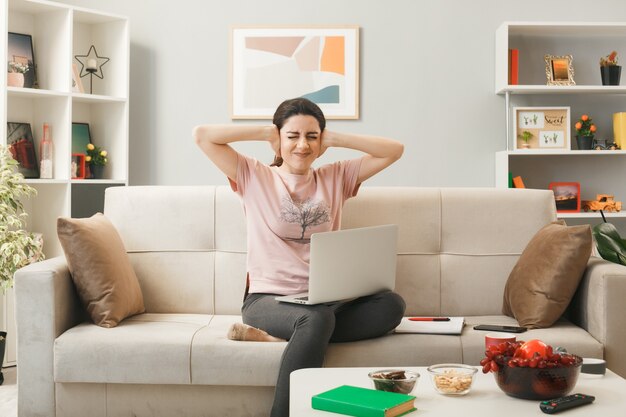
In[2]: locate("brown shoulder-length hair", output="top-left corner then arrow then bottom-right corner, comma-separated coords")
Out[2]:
270,98 -> 326,167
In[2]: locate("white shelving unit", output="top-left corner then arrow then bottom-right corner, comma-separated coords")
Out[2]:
495,22 -> 626,223
1,0 -> 129,367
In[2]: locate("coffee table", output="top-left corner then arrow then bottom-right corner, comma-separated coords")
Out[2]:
290,366 -> 626,416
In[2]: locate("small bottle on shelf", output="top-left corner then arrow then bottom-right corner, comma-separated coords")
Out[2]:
39,123 -> 53,179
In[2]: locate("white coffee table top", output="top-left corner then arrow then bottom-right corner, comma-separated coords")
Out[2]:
290,366 -> 626,416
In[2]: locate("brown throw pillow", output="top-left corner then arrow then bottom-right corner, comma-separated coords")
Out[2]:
57,213 -> 145,328
502,221 -> 592,329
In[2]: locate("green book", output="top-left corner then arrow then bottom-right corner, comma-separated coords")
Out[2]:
312,385 -> 416,417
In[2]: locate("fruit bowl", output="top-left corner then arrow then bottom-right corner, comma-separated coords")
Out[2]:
481,339 -> 583,400
368,369 -> 419,394
494,355 -> 582,400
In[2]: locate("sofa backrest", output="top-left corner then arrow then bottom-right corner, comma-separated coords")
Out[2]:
104,186 -> 556,316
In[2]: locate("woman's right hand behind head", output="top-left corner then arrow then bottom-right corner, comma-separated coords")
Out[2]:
266,125 -> 281,159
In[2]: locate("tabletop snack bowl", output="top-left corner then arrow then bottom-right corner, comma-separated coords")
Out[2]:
426,364 -> 478,395
367,369 -> 419,394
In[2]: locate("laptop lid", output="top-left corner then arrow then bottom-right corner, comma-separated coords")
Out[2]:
305,224 -> 398,304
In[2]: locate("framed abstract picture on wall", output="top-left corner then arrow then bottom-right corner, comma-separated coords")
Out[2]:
231,26 -> 360,119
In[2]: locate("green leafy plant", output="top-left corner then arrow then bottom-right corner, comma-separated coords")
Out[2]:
518,130 -> 533,144
85,143 -> 108,166
7,61 -> 28,74
0,145 -> 45,291
574,114 -> 596,138
600,51 -> 619,67
592,211 -> 626,266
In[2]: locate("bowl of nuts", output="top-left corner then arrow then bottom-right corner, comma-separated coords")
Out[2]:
368,369 -> 419,394
426,363 -> 477,395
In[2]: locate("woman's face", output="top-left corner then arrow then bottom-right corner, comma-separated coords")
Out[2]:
278,114 -> 321,175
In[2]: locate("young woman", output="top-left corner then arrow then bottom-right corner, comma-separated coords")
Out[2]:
193,98 -> 405,417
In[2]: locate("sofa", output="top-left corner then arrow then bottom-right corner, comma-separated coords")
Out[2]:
14,186 -> 626,417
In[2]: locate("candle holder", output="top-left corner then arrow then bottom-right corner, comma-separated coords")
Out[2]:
74,45 -> 110,94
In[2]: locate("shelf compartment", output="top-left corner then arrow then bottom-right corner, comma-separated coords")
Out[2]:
8,0 -> 71,92
71,182 -> 123,218
72,99 -> 128,182
7,94 -> 71,180
496,22 -> 626,94
72,8 -> 129,98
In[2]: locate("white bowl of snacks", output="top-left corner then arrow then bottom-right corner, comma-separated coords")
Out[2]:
426,363 -> 477,395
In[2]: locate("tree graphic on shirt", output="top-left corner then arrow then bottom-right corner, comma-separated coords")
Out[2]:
280,197 -> 330,242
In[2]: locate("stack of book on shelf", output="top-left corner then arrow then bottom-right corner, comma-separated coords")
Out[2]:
312,385 -> 416,417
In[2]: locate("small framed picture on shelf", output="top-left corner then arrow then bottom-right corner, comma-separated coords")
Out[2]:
71,153 -> 86,179
6,122 -> 39,178
71,122 -> 92,154
545,54 -> 575,86
7,32 -> 38,89
549,182 -> 581,213
71,63 -> 84,93
513,107 -> 571,150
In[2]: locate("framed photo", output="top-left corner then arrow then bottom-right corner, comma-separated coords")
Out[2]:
6,122 -> 39,178
71,153 -> 86,179
513,107 -> 571,150
71,122 -> 92,155
7,32 -> 38,88
231,25 -> 359,119
545,54 -> 575,86
71,63 -> 84,93
549,182 -> 581,213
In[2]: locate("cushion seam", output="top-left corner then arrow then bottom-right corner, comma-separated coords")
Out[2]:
189,321 -> 211,385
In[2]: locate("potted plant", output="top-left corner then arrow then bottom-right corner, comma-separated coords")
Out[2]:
0,145 -> 44,383
7,61 -> 29,88
574,114 -> 596,150
517,130 -> 533,149
85,143 -> 108,179
600,51 -> 621,86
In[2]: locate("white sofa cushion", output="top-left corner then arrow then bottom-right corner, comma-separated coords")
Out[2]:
54,314 -> 210,384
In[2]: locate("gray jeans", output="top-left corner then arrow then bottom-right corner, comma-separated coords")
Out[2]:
242,291 -> 406,417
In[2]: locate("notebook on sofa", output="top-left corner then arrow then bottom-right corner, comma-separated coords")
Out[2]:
275,224 -> 398,305
394,317 -> 465,335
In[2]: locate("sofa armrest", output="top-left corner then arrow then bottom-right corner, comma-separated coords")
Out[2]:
569,256 -> 626,378
14,256 -> 83,417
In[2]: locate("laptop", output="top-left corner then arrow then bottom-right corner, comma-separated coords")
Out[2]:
275,224 -> 398,305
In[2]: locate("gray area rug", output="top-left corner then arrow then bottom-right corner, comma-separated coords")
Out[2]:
0,367 -> 17,417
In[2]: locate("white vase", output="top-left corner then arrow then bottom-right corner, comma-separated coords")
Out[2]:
7,72 -> 25,88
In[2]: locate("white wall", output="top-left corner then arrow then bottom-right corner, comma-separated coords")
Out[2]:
56,0 -> 626,187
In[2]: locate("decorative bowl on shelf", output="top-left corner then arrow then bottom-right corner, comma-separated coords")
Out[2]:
426,364 -> 477,395
368,369 -> 419,394
493,355 -> 582,400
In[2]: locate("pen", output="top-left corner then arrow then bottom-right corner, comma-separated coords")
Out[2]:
408,317 -> 450,322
